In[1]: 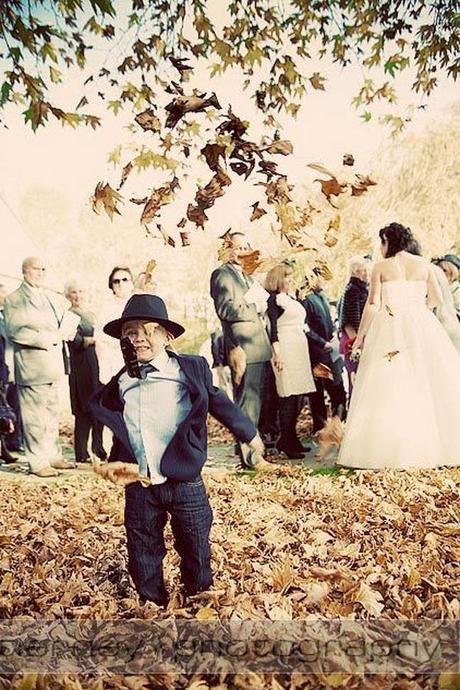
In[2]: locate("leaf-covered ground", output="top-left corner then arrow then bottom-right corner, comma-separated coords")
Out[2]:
1,464 -> 459,688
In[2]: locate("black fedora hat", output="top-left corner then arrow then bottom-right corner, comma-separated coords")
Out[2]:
103,294 -> 185,339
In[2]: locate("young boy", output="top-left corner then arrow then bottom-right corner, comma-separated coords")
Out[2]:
91,293 -> 265,607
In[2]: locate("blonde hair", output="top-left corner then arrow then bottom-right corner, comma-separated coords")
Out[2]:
440,261 -> 459,283
264,264 -> 291,292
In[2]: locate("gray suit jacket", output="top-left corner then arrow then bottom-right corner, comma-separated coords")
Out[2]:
210,263 -> 271,364
4,282 -> 66,385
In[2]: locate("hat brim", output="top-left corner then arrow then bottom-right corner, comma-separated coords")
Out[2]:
103,315 -> 185,339
440,255 -> 460,270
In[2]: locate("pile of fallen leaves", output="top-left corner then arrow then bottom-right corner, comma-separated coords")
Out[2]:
0,465 -> 459,688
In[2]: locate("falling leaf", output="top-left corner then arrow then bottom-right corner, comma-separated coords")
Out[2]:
118,161 -> 133,189
385,304 -> 395,316
140,177 -> 180,225
142,259 -> 157,287
76,95 -> 88,110
165,92 -> 221,129
180,231 -> 191,246
315,178 -> 347,205
237,250 -> 263,275
217,107 -> 248,137
250,202 -> 267,221
385,350 -> 400,361
312,363 -> 334,380
187,203 -> 208,228
257,160 -> 279,178
263,139 -> 293,156
168,54 -> 193,75
314,260 -> 333,280
91,182 -> 123,220
309,72 -> 326,90
351,174 -> 377,196
200,142 -> 226,171
135,108 -> 161,132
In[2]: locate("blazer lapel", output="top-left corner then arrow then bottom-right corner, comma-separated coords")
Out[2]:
226,263 -> 252,290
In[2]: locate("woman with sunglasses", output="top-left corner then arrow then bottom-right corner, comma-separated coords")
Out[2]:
96,265 -> 134,383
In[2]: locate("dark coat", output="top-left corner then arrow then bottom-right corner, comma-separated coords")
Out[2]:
338,278 -> 368,332
89,351 -> 257,482
68,308 -> 101,416
301,290 -> 335,346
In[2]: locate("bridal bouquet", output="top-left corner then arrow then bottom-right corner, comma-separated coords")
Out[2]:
350,347 -> 362,363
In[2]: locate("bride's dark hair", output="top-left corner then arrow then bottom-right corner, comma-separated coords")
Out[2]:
379,223 -> 414,257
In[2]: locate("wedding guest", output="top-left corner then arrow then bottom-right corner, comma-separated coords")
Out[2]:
265,264 -> 315,459
4,257 -> 76,477
65,281 -> 107,464
338,256 -> 371,397
90,294 -> 265,607
210,232 -> 271,464
97,265 -> 134,383
407,242 -> 460,355
438,255 -> 460,319
0,284 -> 22,460
300,270 -> 347,432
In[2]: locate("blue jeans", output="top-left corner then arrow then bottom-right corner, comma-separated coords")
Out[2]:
124,477 -> 213,606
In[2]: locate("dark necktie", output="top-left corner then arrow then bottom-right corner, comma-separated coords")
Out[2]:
140,363 -> 158,379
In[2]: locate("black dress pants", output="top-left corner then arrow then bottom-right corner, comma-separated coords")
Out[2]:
124,478 -> 213,606
74,411 -> 106,461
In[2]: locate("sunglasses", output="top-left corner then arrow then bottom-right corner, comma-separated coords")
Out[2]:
112,277 -> 131,285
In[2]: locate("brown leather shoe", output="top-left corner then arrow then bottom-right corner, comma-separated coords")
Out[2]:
31,467 -> 60,478
50,459 -> 75,470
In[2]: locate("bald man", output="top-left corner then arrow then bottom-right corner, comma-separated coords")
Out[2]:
4,257 -> 75,477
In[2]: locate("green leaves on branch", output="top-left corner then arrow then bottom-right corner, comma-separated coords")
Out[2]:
0,0 -> 458,131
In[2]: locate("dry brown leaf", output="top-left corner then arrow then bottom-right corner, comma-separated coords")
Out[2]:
140,177 -> 179,225
237,250 -> 263,275
250,202 -> 267,222
135,108 -> 161,132
93,461 -> 150,486
186,203 -> 208,228
201,142 -> 226,171
385,350 -> 400,361
263,139 -> 293,156
91,182 -> 123,220
385,304 -> 395,316
165,92 -> 221,129
118,161 -> 133,189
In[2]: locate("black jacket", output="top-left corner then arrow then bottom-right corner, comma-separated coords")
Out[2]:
338,278 -> 368,332
301,290 -> 334,346
90,351 -> 256,481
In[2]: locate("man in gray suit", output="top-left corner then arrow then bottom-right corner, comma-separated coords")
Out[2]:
210,232 -> 271,438
4,257 -> 76,477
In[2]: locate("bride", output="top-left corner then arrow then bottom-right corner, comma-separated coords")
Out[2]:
338,222 -> 460,470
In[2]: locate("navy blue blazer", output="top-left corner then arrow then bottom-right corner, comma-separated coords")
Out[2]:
89,351 -> 257,481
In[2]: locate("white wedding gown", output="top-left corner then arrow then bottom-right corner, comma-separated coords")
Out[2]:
338,280 -> 460,469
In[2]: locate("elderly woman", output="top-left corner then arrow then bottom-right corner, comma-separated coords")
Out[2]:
338,256 -> 371,397
265,264 -> 315,459
438,255 -> 460,320
65,282 -> 106,463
